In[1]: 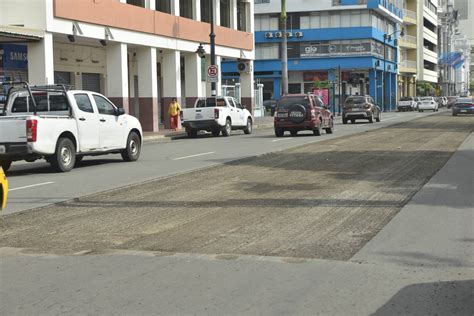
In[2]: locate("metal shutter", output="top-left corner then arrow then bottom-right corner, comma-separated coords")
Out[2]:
82,73 -> 100,93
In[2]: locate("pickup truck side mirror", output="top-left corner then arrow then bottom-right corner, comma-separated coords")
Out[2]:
116,108 -> 125,116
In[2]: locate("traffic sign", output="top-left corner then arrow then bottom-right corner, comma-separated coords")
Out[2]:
207,65 -> 219,83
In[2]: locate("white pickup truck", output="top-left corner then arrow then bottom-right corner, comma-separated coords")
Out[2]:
0,83 -> 143,172
180,96 -> 253,137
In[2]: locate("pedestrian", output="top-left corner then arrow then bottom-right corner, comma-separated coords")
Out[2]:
168,98 -> 181,131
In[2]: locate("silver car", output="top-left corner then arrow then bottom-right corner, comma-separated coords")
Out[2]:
418,97 -> 439,112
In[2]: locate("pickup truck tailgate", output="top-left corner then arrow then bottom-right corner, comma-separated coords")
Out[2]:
0,116 -> 27,143
182,107 -> 216,121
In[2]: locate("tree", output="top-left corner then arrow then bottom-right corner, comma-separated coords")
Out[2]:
417,82 -> 435,96
470,80 -> 474,94
314,80 -> 331,89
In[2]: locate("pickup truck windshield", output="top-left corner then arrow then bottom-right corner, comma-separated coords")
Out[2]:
196,98 -> 227,108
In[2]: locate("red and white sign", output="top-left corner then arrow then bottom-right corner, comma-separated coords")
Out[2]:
207,65 -> 219,82
313,88 -> 329,106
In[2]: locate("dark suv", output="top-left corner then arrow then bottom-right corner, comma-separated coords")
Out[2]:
274,94 -> 334,137
342,95 -> 381,124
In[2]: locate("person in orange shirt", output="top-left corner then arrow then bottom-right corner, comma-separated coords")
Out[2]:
168,98 -> 181,131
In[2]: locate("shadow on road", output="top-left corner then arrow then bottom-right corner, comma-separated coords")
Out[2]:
372,280 -> 474,315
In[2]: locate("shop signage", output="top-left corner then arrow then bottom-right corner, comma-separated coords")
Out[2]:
2,44 -> 28,69
300,40 -> 384,59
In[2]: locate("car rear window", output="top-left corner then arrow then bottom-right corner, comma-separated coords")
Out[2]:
277,97 -> 310,109
400,97 -> 413,101
345,96 -> 366,104
196,98 -> 227,108
455,98 -> 473,104
420,97 -> 433,101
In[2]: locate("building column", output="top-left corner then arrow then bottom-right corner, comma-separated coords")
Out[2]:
377,71 -> 383,106
273,77 -> 281,100
369,69 -> 377,103
193,0 -> 201,20
162,50 -> 182,129
240,60 -> 254,114
386,72 -> 392,111
27,32 -> 54,85
185,53 -> 203,108
214,0 -> 221,25
171,0 -> 179,15
230,0 -> 238,29
106,43 -> 129,113
137,47 -> 159,132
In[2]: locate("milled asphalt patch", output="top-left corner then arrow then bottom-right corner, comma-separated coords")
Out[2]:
0,113 -> 472,260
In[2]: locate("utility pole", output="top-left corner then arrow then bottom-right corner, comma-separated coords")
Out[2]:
210,0 -> 216,96
281,0 -> 288,96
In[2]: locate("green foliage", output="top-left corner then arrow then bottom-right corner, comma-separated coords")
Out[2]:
416,82 -> 435,96
470,80 -> 474,93
314,80 -> 331,89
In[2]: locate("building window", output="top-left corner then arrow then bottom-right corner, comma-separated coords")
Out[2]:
156,0 -> 171,14
127,0 -> 144,7
180,0 -> 193,18
237,0 -> 248,31
289,83 -> 301,94
255,14 -> 279,31
255,43 -> 279,60
220,0 -> 231,27
201,0 -> 212,23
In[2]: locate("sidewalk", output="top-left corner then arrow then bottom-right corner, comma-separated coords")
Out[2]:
143,116 -> 275,142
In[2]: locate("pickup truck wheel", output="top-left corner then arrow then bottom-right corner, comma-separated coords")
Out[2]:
313,122 -> 321,136
243,118 -> 253,134
368,115 -> 374,123
342,118 -> 348,125
0,160 -> 12,172
211,129 -> 220,137
121,131 -> 141,162
51,138 -> 76,172
222,119 -> 232,137
376,112 -> 381,122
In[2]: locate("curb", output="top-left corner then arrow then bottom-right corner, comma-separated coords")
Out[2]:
143,122 -> 274,142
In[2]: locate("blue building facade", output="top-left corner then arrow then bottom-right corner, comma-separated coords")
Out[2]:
222,0 -> 404,111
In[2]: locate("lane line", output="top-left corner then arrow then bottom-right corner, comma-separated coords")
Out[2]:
173,152 -> 216,161
272,138 -> 293,142
10,182 -> 54,192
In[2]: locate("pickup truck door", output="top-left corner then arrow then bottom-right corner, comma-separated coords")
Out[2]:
92,94 -> 124,150
73,93 -> 100,151
232,98 -> 246,126
228,98 -> 243,126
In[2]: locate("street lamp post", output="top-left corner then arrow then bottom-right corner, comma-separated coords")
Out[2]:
281,0 -> 288,96
210,1 -> 216,96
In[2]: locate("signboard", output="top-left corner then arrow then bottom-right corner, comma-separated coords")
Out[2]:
300,40 -> 384,59
207,65 -> 219,83
2,44 -> 28,69
313,88 -> 329,106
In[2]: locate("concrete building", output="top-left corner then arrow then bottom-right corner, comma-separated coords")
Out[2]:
398,0 -> 418,98
438,0 -> 458,96
0,0 -> 255,131
454,0 -> 473,93
222,0 -> 404,112
417,0 -> 439,86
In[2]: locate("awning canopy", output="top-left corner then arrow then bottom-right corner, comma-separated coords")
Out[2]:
0,26 -> 44,43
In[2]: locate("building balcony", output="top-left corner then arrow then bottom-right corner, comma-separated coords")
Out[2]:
423,47 -> 438,63
423,28 -> 438,46
400,60 -> 417,73
399,35 -> 417,49
403,9 -> 417,25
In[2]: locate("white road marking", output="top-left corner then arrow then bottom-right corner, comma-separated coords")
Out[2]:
272,138 -> 293,142
10,182 -> 54,192
173,152 -> 216,160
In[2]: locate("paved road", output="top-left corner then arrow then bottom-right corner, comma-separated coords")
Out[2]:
1,114 -> 472,315
3,111 -> 442,215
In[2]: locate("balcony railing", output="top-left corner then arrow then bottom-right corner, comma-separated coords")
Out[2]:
401,60 -> 417,69
332,0 -> 368,5
403,9 -> 416,20
400,35 -> 417,45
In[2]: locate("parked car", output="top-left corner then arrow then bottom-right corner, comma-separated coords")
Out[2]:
397,96 -> 417,111
418,97 -> 439,112
0,82 -> 143,172
263,99 -> 278,116
0,167 -> 7,210
274,93 -> 334,137
436,97 -> 447,107
342,95 -> 381,124
447,96 -> 458,109
180,96 -> 253,137
452,97 -> 474,116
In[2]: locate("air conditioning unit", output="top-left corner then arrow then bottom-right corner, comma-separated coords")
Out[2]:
295,31 -> 304,38
237,62 -> 252,73
286,32 -> 293,38
274,31 -> 283,38
265,32 -> 274,39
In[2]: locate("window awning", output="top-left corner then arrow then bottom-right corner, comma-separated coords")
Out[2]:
0,26 -> 44,43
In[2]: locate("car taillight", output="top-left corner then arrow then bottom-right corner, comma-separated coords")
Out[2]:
26,119 -> 38,142
214,108 -> 219,119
